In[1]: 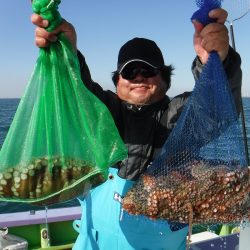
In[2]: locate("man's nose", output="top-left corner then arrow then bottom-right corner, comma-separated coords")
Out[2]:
133,73 -> 145,82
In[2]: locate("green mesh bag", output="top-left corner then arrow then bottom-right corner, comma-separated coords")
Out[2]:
0,0 -> 127,205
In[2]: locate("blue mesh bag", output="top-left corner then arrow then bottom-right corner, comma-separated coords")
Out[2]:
123,0 -> 250,226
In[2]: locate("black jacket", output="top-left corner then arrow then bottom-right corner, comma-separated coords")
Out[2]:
77,47 -> 242,180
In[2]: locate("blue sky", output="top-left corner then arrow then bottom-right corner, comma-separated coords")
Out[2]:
0,0 -> 249,98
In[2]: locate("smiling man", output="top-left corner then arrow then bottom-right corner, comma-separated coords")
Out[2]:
114,38 -> 170,106
116,60 -> 166,105
31,8 -> 243,250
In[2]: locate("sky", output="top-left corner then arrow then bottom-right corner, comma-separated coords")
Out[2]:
0,0 -> 249,98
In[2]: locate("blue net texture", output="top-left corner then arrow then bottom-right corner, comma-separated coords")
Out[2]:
191,0 -> 222,25
122,0 -> 250,226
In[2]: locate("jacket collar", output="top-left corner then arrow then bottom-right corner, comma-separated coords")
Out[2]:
122,96 -> 170,113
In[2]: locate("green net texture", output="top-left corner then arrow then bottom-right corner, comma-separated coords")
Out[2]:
0,0 -> 127,205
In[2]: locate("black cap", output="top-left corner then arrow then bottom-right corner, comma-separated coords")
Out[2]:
117,37 -> 165,73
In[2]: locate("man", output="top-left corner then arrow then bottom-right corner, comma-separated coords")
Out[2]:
32,8 -> 242,250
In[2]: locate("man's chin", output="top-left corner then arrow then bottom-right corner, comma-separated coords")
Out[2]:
128,96 -> 151,105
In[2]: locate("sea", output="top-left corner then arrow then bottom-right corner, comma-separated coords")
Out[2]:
0,98 -> 250,214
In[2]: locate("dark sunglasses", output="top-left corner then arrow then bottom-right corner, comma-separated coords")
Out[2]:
120,64 -> 160,80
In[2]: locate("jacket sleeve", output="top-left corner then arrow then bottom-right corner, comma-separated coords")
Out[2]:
191,46 -> 242,114
76,50 -> 121,122
76,50 -> 108,102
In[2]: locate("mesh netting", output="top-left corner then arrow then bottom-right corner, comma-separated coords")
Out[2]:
0,0 -> 127,205
222,0 -> 250,23
123,0 -> 250,226
191,0 -> 222,25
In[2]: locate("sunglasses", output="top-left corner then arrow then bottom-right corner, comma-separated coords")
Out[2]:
120,64 -> 160,80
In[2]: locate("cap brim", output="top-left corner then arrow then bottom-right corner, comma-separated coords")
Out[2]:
118,59 -> 157,74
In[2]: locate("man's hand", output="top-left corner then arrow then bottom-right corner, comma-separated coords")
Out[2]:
193,8 -> 229,64
31,13 -> 77,51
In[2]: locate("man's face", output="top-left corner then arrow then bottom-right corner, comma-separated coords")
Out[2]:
116,62 -> 167,105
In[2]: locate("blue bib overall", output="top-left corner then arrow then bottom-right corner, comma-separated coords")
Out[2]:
73,168 -> 188,250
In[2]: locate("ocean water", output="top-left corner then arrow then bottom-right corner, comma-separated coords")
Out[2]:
0,98 -> 250,214
241,97 -> 250,155
0,99 -> 20,147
